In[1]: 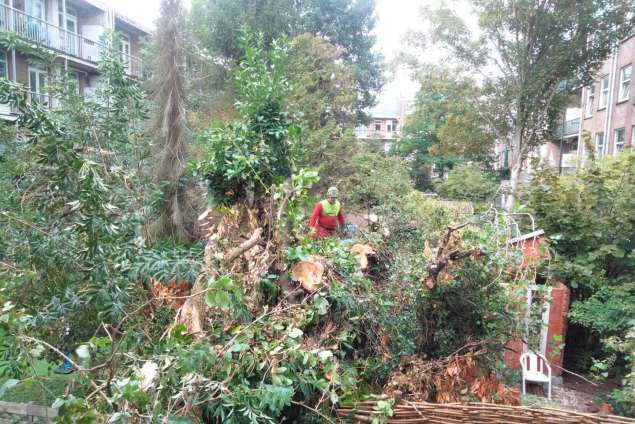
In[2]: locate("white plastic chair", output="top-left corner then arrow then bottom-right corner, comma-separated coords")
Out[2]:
520,352 -> 552,400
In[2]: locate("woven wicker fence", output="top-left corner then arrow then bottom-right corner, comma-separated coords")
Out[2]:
337,398 -> 635,424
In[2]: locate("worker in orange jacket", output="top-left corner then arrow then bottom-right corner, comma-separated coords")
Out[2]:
309,186 -> 346,238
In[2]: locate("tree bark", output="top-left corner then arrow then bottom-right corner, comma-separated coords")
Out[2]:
505,129 -> 524,210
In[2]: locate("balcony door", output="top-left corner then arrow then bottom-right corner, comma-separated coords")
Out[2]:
28,65 -> 47,105
120,33 -> 131,71
26,0 -> 45,42
58,6 -> 78,56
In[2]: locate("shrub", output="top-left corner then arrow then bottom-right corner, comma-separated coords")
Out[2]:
193,31 -> 302,205
525,153 -> 635,414
435,164 -> 499,204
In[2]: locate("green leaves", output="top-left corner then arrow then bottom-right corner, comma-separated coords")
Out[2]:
204,275 -> 244,312
194,30 -> 301,205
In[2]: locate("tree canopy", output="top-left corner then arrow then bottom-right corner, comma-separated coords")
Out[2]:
397,66 -> 494,189
418,0 -> 634,206
189,0 -> 384,118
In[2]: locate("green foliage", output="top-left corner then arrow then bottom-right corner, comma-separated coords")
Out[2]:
416,226 -> 523,357
526,154 -> 635,335
420,0 -> 633,204
341,152 -> 413,207
526,154 -> 635,413
397,67 -> 494,189
189,0 -> 383,116
193,31 -> 302,205
0,35 -> 151,357
606,324 -> 635,417
435,164 -> 499,204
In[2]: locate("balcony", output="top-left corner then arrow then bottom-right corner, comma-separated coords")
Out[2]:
0,4 -> 142,77
553,118 -> 580,139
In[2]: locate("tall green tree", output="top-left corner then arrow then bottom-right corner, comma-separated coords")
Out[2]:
286,33 -> 358,178
189,0 -> 383,119
419,0 -> 633,207
398,66 -> 494,189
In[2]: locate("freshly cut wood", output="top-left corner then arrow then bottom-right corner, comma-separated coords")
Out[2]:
291,255 -> 326,292
351,244 -> 376,271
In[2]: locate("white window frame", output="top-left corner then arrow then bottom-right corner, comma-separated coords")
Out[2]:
0,49 -> 7,79
27,0 -> 46,20
595,132 -> 605,157
632,126 -> 635,152
599,75 -> 610,109
28,65 -> 47,105
614,128 -> 625,155
619,65 -> 631,102
374,119 -> 382,131
585,84 -> 595,117
120,33 -> 131,69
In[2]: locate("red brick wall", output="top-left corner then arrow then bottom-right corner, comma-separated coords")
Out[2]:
545,283 -> 570,375
503,283 -> 570,377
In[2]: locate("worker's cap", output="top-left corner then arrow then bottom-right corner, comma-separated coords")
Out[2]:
327,186 -> 339,198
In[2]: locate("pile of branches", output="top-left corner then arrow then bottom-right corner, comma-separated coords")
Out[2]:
384,343 -> 520,405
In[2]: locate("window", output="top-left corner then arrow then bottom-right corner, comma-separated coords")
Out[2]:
26,0 -> 46,42
595,132 -> 605,157
374,120 -> 381,131
599,75 -> 610,109
585,84 -> 595,117
387,119 -> 398,132
615,128 -> 625,154
28,66 -> 47,105
58,4 -> 78,55
120,33 -> 131,69
632,126 -> 635,151
0,49 -> 7,79
619,65 -> 632,102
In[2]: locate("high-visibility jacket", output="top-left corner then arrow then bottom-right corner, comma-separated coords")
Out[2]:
309,199 -> 346,238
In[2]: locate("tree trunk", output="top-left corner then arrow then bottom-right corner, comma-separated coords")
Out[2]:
505,129 -> 524,210
150,0 -> 198,241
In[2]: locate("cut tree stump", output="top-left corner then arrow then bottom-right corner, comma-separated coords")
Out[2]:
291,255 -> 327,292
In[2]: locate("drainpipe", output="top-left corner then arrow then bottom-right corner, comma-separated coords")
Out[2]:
62,0 -> 68,71
604,46 -> 619,157
9,0 -> 16,83
558,113 -> 565,175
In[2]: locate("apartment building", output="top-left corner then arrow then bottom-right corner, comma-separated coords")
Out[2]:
0,0 -> 149,119
580,34 -> 635,158
354,98 -> 414,151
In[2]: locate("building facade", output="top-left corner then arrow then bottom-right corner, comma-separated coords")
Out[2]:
354,98 -> 414,151
494,34 -> 635,184
580,34 -> 635,158
0,0 -> 148,119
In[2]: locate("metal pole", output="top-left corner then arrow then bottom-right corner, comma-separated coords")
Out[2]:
62,0 -> 68,70
558,114 -> 565,175
9,0 -> 16,83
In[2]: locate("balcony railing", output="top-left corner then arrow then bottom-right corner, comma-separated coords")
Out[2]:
0,4 -> 142,77
553,118 -> 580,138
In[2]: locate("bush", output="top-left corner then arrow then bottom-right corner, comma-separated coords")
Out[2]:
340,152 -> 414,207
525,153 -> 635,414
435,164 -> 499,204
193,31 -> 302,205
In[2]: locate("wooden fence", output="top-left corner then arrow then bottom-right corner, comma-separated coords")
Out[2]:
0,401 -> 57,423
337,397 -> 635,424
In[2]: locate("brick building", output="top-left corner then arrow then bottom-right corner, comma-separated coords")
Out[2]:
494,35 -> 635,187
580,34 -> 635,158
0,0 -> 149,119
354,93 -> 414,151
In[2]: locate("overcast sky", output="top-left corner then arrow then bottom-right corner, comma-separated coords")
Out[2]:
109,0 -> 428,113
